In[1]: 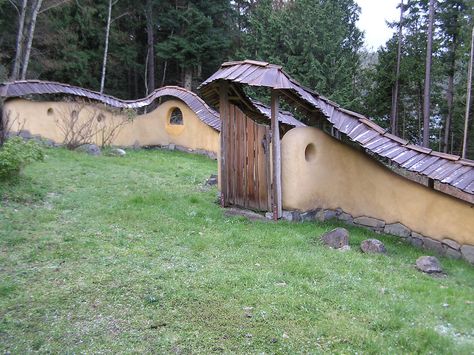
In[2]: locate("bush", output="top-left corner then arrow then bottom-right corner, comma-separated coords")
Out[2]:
0,137 -> 44,180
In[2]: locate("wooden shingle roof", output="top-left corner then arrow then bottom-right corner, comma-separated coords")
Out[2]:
198,60 -> 474,204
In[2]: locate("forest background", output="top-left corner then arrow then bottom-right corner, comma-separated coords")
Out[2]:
1,0 -> 473,157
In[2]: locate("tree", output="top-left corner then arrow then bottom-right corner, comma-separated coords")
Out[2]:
11,0 -> 28,80
144,0 -> 155,94
239,0 -> 363,108
100,0 -> 114,94
422,0 -> 435,147
155,0 -> 233,90
462,26 -> 474,158
20,0 -> 43,79
390,0 -> 405,136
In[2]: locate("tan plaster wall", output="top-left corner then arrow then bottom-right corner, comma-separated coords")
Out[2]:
281,127 -> 474,245
3,98 -> 219,153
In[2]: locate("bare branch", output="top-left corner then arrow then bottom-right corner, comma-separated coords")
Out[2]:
111,11 -> 129,24
7,0 -> 20,16
39,0 -> 70,14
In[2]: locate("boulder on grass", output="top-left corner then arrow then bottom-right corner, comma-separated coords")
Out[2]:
416,256 -> 443,274
360,239 -> 386,254
320,228 -> 349,249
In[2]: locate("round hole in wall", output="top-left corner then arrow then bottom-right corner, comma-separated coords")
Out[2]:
304,143 -> 316,162
47,107 -> 54,115
97,113 -> 105,122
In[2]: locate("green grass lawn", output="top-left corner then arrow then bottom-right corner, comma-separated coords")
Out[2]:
1,148 -> 473,354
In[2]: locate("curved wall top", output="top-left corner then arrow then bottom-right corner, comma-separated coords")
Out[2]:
0,81 -> 221,131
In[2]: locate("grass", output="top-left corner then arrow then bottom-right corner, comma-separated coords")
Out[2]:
1,147 -> 473,354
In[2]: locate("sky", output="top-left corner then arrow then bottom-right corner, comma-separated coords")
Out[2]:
355,0 -> 401,50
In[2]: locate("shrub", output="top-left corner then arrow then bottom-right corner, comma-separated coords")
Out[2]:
0,137 -> 44,180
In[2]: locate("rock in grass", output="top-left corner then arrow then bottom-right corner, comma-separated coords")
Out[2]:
360,239 -> 386,254
206,174 -> 218,186
320,228 -> 349,249
76,144 -> 101,156
416,256 -> 443,274
110,148 -> 126,156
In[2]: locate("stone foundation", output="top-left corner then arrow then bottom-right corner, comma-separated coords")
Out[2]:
271,208 -> 474,265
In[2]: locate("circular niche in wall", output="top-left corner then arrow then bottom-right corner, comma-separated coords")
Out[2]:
47,107 -> 54,116
304,143 -> 316,162
169,107 -> 183,125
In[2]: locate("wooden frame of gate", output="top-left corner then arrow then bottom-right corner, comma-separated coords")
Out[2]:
219,81 -> 282,219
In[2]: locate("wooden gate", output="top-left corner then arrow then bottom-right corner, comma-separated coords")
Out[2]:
221,103 -> 272,211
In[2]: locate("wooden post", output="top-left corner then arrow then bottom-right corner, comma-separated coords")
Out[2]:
219,81 -> 229,206
271,90 -> 282,220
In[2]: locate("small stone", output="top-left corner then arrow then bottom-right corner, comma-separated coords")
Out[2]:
110,148 -> 126,156
282,333 -> 289,339
76,144 -> 101,156
300,210 -> 317,222
275,282 -> 287,287
461,245 -> 474,264
205,174 -> 218,186
354,216 -> 385,229
320,228 -> 349,249
338,245 -> 351,252
265,212 -> 273,220
416,256 -> 443,274
411,232 -> 424,239
315,210 -> 325,221
242,306 -> 254,311
408,235 -> 424,248
442,239 -> 460,251
337,212 -> 353,223
168,144 -> 175,151
423,238 -> 444,255
244,312 -> 252,318
282,210 -> 300,222
244,333 -> 252,338
360,239 -> 386,254
384,223 -> 411,238
444,247 -> 462,259
323,210 -> 338,220
270,338 -> 278,343
18,130 -> 32,139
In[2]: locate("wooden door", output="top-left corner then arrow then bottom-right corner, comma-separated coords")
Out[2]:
222,104 -> 272,211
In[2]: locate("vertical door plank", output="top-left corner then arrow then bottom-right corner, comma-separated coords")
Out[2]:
219,82 -> 229,207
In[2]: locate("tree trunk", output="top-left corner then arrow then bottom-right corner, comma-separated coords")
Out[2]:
390,0 -> 404,136
145,0 -> 155,94
100,0 -> 113,94
443,35 -> 457,153
183,67 -> 192,90
12,0 -> 28,80
462,26 -> 474,159
161,60 -> 168,87
422,0 -> 434,148
20,0 -> 42,80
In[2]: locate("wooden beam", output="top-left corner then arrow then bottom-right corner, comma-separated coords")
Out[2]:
219,81 -> 229,207
271,90 -> 282,219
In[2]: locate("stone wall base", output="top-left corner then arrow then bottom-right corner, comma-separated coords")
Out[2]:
268,208 -> 474,265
